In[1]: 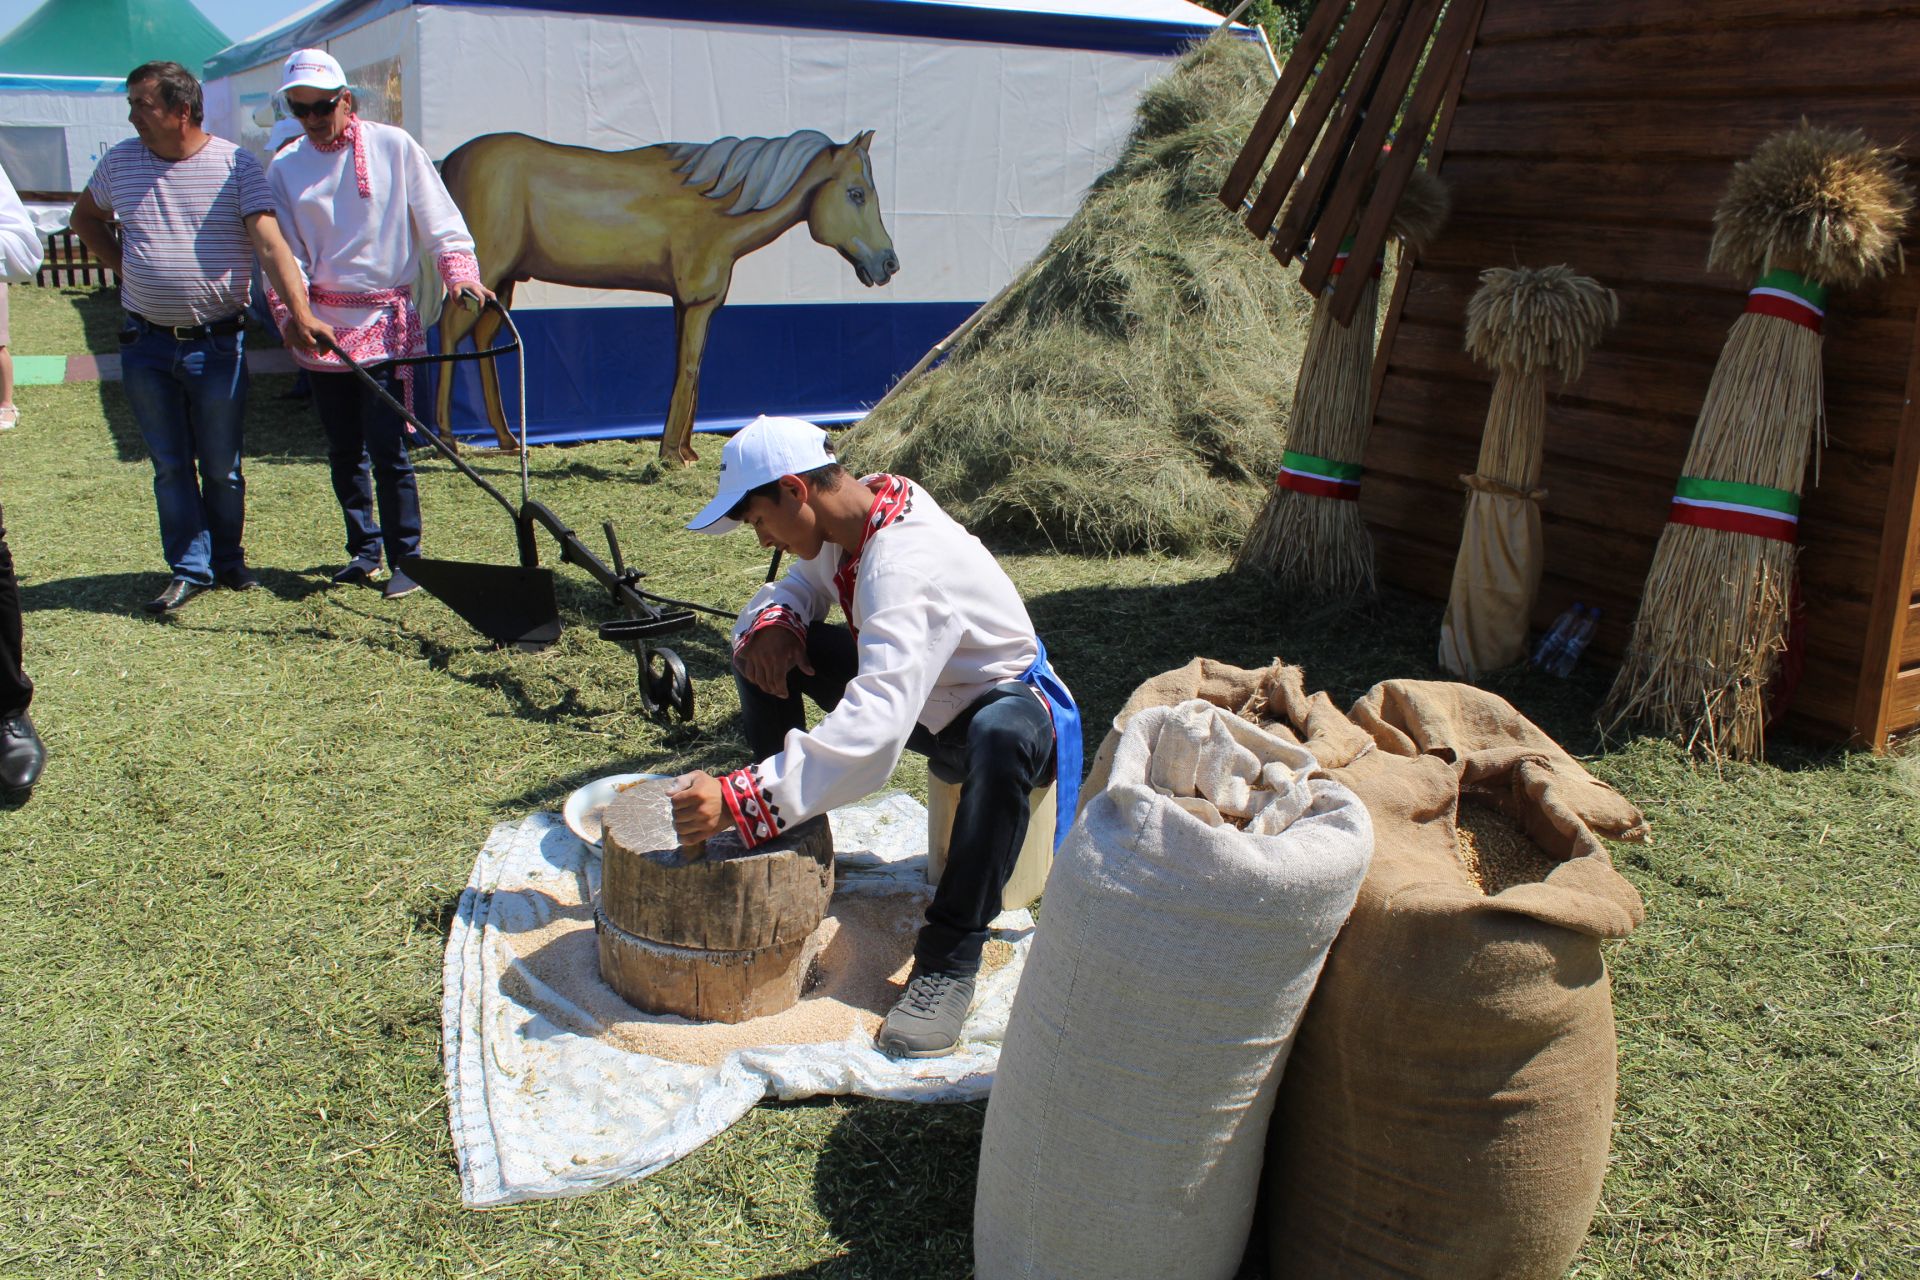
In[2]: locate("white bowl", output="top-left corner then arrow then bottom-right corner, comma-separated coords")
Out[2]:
563,772 -> 672,849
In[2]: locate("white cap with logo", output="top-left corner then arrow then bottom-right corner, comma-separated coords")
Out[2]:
279,48 -> 348,95
687,415 -> 836,533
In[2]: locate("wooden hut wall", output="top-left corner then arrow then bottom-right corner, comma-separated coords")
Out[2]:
1363,0 -> 1920,745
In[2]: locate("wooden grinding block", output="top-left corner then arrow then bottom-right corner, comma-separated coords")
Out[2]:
600,779 -> 834,951
595,777 -> 836,1022
595,907 -> 831,1024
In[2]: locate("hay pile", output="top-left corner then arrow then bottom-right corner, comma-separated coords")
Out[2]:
839,37 -> 1308,554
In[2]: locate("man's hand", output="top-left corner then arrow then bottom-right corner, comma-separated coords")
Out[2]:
735,626 -> 813,698
667,770 -> 732,846
453,280 -> 496,310
284,313 -> 335,356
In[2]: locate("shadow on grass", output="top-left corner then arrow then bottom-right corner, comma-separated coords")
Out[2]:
750,1099 -> 983,1280
1024,570 -> 1851,770
19,565 -> 334,614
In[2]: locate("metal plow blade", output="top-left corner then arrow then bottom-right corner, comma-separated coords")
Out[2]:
403,557 -> 563,652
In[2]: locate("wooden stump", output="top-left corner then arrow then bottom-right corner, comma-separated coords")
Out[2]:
595,778 -> 835,1023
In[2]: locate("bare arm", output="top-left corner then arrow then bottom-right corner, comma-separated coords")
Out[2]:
68,188 -> 121,277
244,210 -> 331,354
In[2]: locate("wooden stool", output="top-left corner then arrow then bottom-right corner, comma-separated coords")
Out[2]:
596,779 -> 834,1024
926,777 -> 1056,911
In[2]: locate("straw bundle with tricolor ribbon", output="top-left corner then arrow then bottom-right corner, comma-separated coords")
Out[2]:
1234,166 -> 1450,595
1438,265 -> 1619,677
1603,123 -> 1911,758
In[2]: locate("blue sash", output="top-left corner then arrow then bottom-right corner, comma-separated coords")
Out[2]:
1018,637 -> 1082,850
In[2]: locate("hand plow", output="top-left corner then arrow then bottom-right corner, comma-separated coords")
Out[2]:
317,300 -> 733,719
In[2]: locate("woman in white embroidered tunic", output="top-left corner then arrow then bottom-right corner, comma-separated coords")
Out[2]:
266,48 -> 493,599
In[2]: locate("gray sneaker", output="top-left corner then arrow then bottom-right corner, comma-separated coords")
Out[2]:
877,968 -> 976,1059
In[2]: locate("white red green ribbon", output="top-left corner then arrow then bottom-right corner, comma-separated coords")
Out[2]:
1276,449 -> 1362,501
1327,235 -> 1382,281
1668,475 -> 1799,542
1745,269 -> 1827,333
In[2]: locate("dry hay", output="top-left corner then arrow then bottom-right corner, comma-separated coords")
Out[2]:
1709,122 -> 1912,289
839,37 -> 1309,555
1454,799 -> 1560,896
1465,265 -> 1618,385
1464,266 -> 1618,491
1234,166 -> 1450,594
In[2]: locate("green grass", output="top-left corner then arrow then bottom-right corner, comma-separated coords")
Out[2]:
0,284 -> 1915,1278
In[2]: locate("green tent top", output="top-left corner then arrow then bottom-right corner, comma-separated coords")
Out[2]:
0,0 -> 230,79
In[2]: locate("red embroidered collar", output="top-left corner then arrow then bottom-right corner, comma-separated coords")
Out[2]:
832,474 -> 911,633
312,116 -> 371,198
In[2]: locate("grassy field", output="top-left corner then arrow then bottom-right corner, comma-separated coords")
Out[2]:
0,284 -> 1914,1278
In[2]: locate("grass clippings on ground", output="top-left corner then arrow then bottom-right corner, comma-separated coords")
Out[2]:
0,283 -> 1914,1278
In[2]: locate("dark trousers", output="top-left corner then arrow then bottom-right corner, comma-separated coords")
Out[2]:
0,505 -> 29,717
738,621 -> 1055,975
309,367 -> 422,569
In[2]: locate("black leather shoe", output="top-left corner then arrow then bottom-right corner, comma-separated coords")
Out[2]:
217,565 -> 259,591
330,557 -> 382,587
143,578 -> 209,613
0,712 -> 45,792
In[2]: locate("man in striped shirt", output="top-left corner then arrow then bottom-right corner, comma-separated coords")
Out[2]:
70,61 -> 326,614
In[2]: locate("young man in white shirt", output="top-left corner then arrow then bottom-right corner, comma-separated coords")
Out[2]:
669,416 -> 1080,1058
266,49 -> 492,600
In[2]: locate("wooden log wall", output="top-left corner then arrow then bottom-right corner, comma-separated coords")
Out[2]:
1365,0 -> 1920,745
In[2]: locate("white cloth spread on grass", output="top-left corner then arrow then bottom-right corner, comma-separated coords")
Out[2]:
442,792 -> 1032,1209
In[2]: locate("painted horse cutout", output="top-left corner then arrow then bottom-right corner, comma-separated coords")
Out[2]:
437,129 -> 899,462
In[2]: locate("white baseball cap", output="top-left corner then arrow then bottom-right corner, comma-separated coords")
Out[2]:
280,48 -> 347,95
687,415 -> 837,533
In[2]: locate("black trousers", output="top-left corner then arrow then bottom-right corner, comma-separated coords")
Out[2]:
309,368 -> 423,570
0,505 -> 29,717
737,621 -> 1055,975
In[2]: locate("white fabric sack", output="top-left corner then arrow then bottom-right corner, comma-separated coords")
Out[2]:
975,699 -> 1373,1280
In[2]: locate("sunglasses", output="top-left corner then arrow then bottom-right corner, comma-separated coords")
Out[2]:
287,95 -> 342,119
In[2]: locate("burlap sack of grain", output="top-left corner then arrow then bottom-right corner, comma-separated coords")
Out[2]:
975,699 -> 1373,1280
1083,659 -> 1648,1278
1260,677 -> 1646,1279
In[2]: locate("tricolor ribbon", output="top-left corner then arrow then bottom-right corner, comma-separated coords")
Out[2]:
1324,235 -> 1383,283
1276,449 -> 1362,501
1668,475 -> 1800,542
1745,269 -> 1827,333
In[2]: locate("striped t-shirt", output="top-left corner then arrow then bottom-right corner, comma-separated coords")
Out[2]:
84,136 -> 274,325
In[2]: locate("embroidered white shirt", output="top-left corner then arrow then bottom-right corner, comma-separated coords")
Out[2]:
721,478 -> 1039,844
266,118 -> 480,370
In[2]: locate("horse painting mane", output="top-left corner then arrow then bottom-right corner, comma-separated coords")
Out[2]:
665,130 -> 836,216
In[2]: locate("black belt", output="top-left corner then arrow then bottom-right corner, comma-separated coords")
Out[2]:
127,312 -> 246,341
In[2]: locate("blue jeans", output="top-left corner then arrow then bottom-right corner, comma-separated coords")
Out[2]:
739,621 -> 1057,975
118,321 -> 250,585
308,367 -> 421,568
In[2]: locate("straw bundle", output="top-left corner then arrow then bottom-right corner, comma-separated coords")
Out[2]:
1439,266 -> 1618,677
1234,166 -> 1450,595
1603,124 -> 1911,758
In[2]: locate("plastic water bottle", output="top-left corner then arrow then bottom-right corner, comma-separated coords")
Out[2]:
1531,606 -> 1579,671
1548,605 -> 1599,677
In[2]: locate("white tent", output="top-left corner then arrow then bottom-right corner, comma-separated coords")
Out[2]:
0,75 -> 132,196
204,0 -> 1260,443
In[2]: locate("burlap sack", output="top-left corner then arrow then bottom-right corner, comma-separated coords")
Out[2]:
975,700 -> 1373,1280
1086,660 -> 1647,1279
1438,478 -> 1546,678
